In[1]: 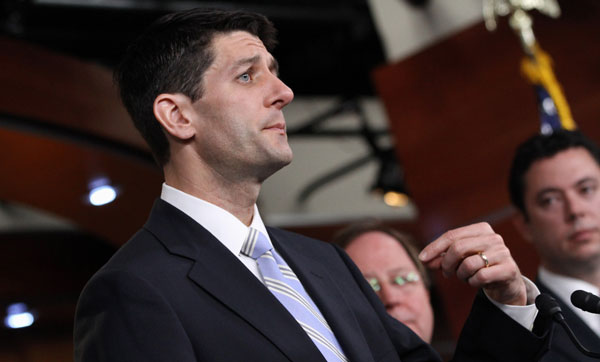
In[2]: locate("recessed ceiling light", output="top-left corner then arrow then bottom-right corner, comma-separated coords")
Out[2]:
4,303 -> 35,329
87,178 -> 119,206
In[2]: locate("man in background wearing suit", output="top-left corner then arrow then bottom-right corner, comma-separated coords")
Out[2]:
74,8 -> 550,361
510,130 -> 600,361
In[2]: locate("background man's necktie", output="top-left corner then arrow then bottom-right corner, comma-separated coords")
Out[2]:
241,227 -> 348,362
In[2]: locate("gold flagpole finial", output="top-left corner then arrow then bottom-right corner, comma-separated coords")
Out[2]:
483,0 -> 561,55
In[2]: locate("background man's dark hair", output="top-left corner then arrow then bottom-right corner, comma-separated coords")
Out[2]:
114,8 -> 278,166
333,220 -> 431,288
508,130 -> 600,217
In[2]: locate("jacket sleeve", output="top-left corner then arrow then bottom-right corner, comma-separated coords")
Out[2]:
452,290 -> 551,362
74,269 -> 197,362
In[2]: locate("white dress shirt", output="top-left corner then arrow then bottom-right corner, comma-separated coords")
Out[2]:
160,183 -> 269,281
538,267 -> 600,336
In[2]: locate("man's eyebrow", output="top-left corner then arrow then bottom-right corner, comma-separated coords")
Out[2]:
576,176 -> 597,187
230,55 -> 279,75
534,177 -> 598,199
388,267 -> 414,275
535,188 -> 561,199
232,55 -> 260,70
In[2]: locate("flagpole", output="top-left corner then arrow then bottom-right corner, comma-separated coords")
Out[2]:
483,0 -> 575,132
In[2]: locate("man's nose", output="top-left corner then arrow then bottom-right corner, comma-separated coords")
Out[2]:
379,283 -> 402,308
565,193 -> 588,221
267,74 -> 294,109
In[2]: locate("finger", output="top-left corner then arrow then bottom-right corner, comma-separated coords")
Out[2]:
454,243 -> 507,281
466,251 -> 517,288
439,233 -> 501,277
419,222 -> 494,263
455,252 -> 491,281
422,254 -> 444,270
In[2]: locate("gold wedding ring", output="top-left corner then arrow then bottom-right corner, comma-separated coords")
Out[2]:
478,252 -> 490,268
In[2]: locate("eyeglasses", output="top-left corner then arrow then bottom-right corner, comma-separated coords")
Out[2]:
367,271 -> 420,292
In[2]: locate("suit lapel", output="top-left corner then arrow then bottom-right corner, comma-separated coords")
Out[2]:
269,228 -> 376,362
144,200 -> 325,362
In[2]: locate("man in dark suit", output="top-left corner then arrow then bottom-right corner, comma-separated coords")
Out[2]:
510,130 -> 600,361
74,8 -> 550,361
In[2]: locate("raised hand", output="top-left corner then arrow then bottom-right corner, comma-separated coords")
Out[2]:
419,222 -> 527,306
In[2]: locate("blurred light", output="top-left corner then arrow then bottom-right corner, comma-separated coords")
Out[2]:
87,177 -> 118,206
5,313 -> 34,329
4,303 -> 35,329
383,191 -> 410,207
371,148 -> 411,208
89,185 -> 117,206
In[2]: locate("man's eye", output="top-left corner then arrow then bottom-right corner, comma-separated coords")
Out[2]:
580,184 -> 597,196
239,73 -> 251,82
405,271 -> 420,282
393,276 -> 406,286
538,195 -> 560,208
368,278 -> 380,292
393,272 -> 419,286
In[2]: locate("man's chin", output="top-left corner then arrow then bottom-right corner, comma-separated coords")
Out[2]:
256,155 -> 292,182
569,238 -> 600,255
275,149 -> 293,168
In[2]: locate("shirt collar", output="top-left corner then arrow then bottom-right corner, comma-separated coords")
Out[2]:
538,267 -> 600,300
538,266 -> 600,335
160,183 -> 270,256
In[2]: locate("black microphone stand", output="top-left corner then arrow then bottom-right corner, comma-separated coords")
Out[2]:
536,294 -> 600,359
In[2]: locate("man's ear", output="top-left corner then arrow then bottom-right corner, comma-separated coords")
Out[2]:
153,93 -> 196,141
512,211 -> 533,242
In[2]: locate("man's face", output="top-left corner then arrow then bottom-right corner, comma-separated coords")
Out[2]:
190,31 -> 294,182
517,147 -> 600,276
345,231 -> 434,343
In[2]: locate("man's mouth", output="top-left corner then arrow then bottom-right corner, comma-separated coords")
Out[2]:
568,227 -> 599,242
263,121 -> 286,134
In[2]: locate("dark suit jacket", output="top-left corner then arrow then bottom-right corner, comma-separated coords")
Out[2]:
74,199 -> 548,361
536,280 -> 600,361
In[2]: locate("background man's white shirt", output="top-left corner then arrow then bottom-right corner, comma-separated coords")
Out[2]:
539,267 -> 600,336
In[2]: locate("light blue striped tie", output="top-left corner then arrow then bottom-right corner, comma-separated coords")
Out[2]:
241,228 -> 348,362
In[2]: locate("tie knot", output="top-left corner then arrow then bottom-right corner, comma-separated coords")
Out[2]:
241,228 -> 272,260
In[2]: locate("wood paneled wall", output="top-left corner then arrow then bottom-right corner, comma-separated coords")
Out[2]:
0,36 -> 162,246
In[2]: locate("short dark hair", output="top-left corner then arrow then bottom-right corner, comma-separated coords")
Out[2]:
115,8 -> 278,166
333,220 -> 431,288
508,130 -> 600,216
